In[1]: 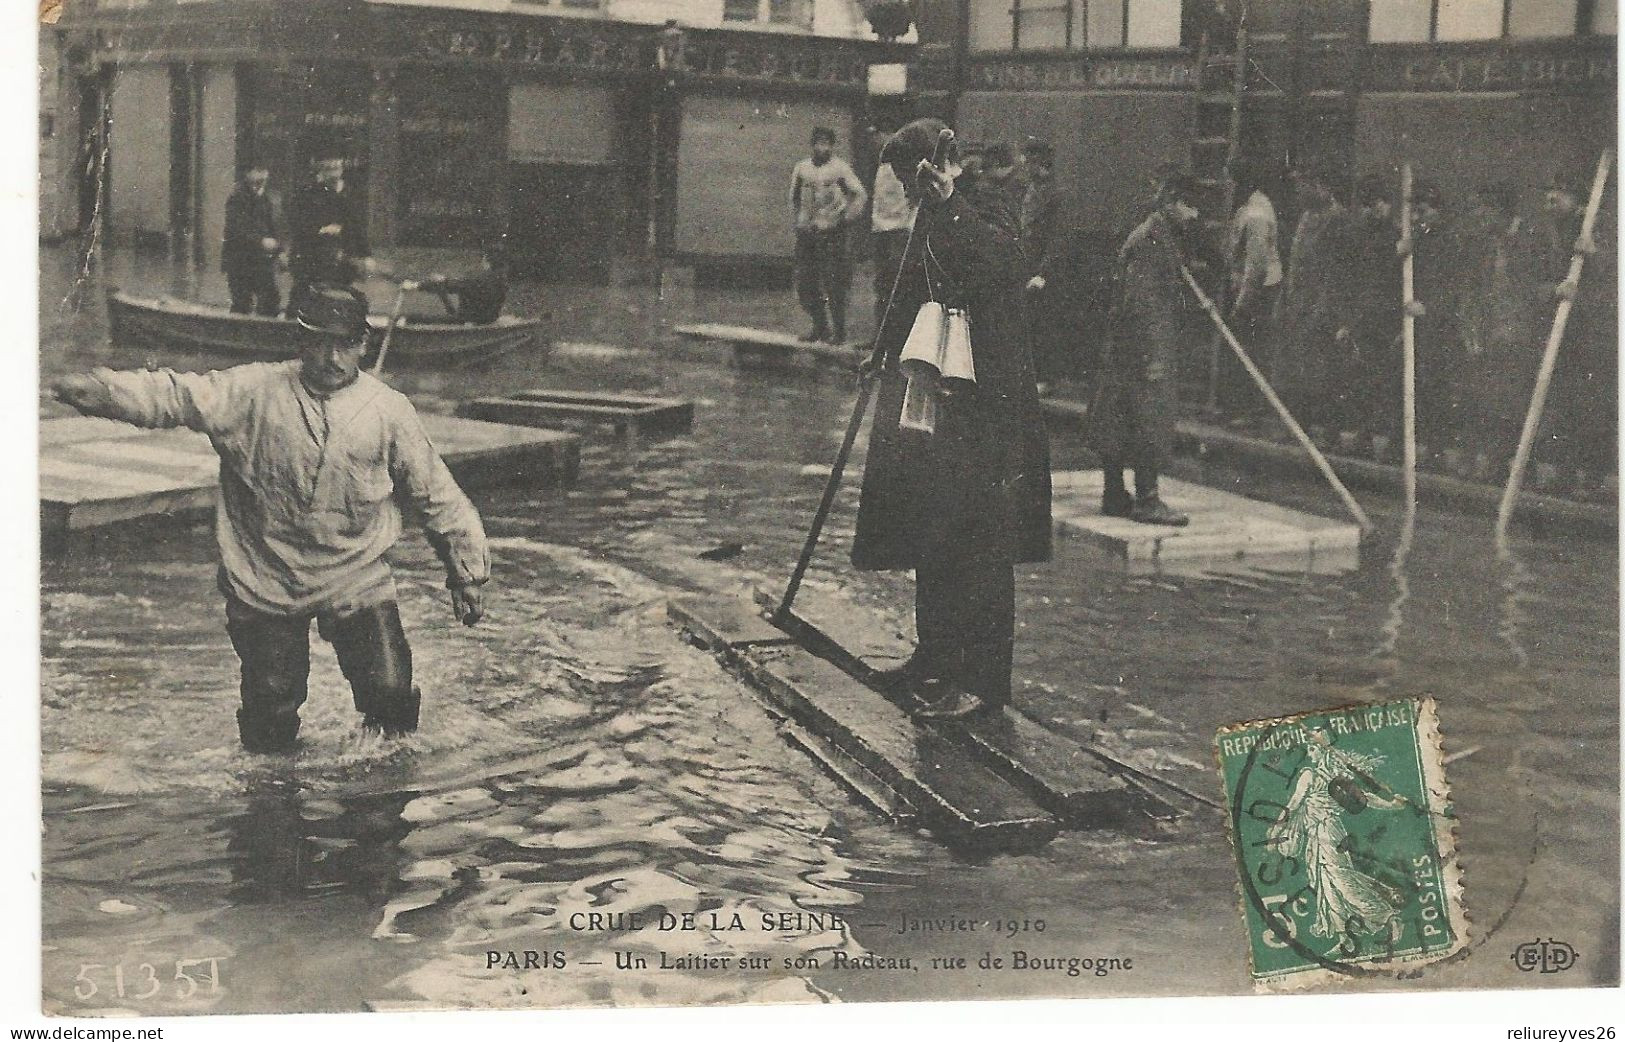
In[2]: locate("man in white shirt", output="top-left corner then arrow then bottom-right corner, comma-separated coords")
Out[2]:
53,288 -> 490,753
791,126 -> 867,343
868,128 -> 918,326
1224,160 -> 1284,412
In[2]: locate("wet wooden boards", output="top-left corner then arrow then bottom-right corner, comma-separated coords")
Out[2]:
457,390 -> 694,442
40,414 -> 581,545
672,595 -> 1057,850
752,588 -> 1186,825
1050,470 -> 1361,574
672,323 -> 862,372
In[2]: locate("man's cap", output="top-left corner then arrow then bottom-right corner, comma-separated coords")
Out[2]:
295,287 -> 371,337
879,118 -> 957,175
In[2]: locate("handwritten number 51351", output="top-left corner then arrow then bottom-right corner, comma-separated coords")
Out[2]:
73,959 -> 222,1002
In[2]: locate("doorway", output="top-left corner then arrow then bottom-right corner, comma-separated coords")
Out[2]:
506,163 -> 616,285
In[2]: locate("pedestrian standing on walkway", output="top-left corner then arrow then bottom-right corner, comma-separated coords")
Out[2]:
1223,160 -> 1284,418
1530,172 -> 1611,494
1019,138 -> 1087,393
51,288 -> 490,753
1399,181 -> 1467,471
221,165 -> 284,317
853,118 -> 1052,721
1276,164 -> 1348,444
791,127 -> 867,344
1085,170 -> 1201,528
287,155 -> 373,320
1459,182 -> 1542,482
1337,173 -> 1402,459
869,129 -> 918,326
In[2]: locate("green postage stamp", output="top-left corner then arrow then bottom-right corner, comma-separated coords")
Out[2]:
1215,696 -> 1468,990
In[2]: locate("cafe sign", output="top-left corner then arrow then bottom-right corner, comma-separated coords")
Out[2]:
1370,42 -> 1614,93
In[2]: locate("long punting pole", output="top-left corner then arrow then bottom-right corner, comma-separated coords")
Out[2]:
1180,264 -> 1374,532
1495,148 -> 1613,542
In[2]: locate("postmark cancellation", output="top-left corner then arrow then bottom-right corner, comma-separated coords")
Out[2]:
1216,696 -> 1468,991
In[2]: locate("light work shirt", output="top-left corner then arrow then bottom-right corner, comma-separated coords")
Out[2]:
93,361 -> 490,617
792,156 -> 866,233
1229,189 -> 1285,295
870,162 -> 917,234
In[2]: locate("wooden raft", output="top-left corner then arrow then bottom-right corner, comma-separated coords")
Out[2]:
457,389 -> 694,442
669,591 -> 1180,852
1051,470 -> 1361,574
40,414 -> 581,544
672,323 -> 863,372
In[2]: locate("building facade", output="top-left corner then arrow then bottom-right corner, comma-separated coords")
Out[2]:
914,0 -> 1616,251
50,0 -> 912,283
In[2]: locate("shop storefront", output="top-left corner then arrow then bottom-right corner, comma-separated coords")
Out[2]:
54,0 -> 907,284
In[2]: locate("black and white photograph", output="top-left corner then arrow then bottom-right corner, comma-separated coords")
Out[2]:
17,0 -> 1623,1026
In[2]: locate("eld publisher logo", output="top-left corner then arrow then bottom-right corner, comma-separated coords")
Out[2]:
1511,938 -> 1579,973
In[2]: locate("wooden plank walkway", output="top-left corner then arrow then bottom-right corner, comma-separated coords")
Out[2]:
672,323 -> 863,372
1040,396 -> 1615,536
752,587 -> 1197,823
41,414 -> 581,543
1051,470 -> 1361,574
669,591 -> 1200,848
458,390 -> 694,441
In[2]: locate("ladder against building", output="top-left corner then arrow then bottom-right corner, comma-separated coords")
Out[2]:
1187,9 -> 1250,411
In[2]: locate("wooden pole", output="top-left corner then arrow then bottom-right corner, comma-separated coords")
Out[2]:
1180,264 -> 1374,532
370,284 -> 408,377
775,129 -> 951,623
1399,162 -> 1418,525
1495,148 -> 1613,541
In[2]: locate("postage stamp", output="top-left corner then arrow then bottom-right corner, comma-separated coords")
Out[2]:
1215,696 -> 1468,991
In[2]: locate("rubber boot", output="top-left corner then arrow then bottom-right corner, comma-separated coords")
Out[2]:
1131,468 -> 1189,527
1101,465 -> 1134,518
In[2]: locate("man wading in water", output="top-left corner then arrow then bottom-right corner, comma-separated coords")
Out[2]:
53,288 -> 490,753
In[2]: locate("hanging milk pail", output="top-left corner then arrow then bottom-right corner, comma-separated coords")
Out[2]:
940,308 -> 975,384
899,301 -> 948,376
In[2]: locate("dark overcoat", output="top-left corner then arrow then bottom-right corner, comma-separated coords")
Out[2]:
288,182 -> 369,282
1084,211 -> 1189,464
1275,203 -> 1350,403
851,189 -> 1053,571
221,187 -> 282,275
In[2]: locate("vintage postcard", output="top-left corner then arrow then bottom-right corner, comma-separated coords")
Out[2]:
27,0 -> 1619,1025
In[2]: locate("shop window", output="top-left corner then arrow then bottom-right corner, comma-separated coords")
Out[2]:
1435,0 -> 1503,39
1372,0 -> 1601,40
1086,0 -> 1125,47
1594,0 -> 1618,33
973,0 -> 1181,50
723,0 -> 759,21
1126,0 -> 1181,45
1509,0 -> 1579,36
1369,0 -> 1431,41
1016,0 -> 1070,48
969,0 -> 1015,50
768,0 -> 810,24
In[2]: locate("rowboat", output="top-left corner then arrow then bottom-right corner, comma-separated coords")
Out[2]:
104,289 -> 552,366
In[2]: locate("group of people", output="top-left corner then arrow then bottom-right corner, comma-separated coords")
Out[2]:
222,154 -> 509,326
1265,164 -> 1613,495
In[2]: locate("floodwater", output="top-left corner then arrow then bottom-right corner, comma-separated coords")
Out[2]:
37,247 -> 1619,1014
